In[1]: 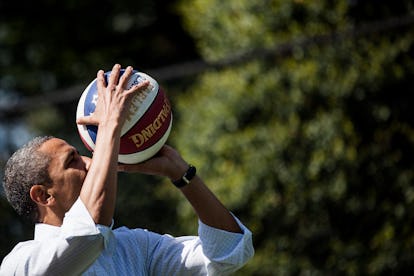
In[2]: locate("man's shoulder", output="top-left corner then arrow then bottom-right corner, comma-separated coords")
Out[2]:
112,226 -> 169,248
3,239 -> 37,257
1,240 -> 37,270
113,226 -> 151,237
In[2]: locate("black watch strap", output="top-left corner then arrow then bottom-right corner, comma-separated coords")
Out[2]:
172,165 -> 197,188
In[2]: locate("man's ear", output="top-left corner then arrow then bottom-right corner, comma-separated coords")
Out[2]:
30,185 -> 52,206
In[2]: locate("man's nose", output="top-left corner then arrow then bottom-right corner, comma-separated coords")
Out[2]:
81,156 -> 92,171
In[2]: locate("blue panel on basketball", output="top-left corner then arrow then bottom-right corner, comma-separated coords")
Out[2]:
84,81 -> 98,144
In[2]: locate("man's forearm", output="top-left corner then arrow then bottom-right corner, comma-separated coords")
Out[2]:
80,123 -> 121,226
180,175 -> 242,233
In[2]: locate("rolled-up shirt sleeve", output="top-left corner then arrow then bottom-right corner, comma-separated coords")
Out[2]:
147,214 -> 254,275
0,198 -> 111,276
198,215 -> 254,275
62,198 -> 113,249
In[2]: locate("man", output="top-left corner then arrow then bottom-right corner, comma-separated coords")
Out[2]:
0,64 -> 254,275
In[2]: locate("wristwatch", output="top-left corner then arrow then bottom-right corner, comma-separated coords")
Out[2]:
172,165 -> 197,188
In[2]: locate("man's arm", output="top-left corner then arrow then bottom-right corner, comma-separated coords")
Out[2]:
119,145 -> 242,232
119,145 -> 254,274
175,171 -> 242,233
77,64 -> 149,225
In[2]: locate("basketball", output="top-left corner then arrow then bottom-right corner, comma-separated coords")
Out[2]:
76,70 -> 172,164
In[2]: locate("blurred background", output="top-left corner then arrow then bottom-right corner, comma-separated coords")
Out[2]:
1,0 -> 414,275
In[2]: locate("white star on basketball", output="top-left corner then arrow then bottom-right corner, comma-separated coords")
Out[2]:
92,93 -> 98,106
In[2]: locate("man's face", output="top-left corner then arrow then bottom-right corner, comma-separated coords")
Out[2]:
38,138 -> 91,213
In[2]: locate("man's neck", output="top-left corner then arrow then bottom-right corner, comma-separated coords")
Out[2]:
38,208 -> 64,226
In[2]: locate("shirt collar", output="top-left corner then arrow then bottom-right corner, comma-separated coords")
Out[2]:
34,223 -> 61,241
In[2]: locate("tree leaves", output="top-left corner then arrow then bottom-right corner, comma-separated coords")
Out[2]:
175,0 -> 414,274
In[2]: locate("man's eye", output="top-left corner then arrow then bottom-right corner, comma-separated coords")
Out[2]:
65,158 -> 72,168
65,151 -> 76,168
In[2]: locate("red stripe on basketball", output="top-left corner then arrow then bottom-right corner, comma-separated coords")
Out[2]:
119,88 -> 172,154
78,129 -> 94,152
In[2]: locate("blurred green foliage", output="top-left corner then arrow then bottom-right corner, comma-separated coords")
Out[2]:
1,0 -> 414,275
174,0 -> 414,274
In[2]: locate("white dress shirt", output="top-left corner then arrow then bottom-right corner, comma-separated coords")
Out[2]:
0,198 -> 254,275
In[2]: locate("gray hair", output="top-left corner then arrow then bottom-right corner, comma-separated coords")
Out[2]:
3,136 -> 54,223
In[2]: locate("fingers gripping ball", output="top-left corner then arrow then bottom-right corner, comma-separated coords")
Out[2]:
76,70 -> 173,164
